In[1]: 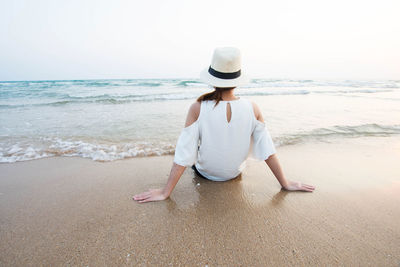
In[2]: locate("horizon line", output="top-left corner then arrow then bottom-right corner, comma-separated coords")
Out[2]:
0,77 -> 399,83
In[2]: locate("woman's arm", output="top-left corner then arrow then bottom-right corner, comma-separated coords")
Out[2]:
251,101 -> 315,192
133,102 -> 201,203
132,162 -> 186,203
265,154 -> 315,192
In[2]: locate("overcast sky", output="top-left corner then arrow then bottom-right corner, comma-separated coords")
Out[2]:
0,0 -> 399,81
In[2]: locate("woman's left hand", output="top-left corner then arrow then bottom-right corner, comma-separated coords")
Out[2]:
283,180 -> 315,192
132,189 -> 168,203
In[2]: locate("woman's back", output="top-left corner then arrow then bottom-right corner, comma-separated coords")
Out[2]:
195,98 -> 255,180
174,97 -> 276,181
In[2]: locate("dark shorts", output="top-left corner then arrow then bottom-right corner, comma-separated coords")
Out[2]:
191,165 -> 241,181
191,165 -> 209,180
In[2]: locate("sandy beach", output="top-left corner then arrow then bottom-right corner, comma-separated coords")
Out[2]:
0,137 -> 399,266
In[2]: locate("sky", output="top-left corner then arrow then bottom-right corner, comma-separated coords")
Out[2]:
0,0 -> 399,81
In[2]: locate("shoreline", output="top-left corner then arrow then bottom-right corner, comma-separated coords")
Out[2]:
1,137 -> 399,266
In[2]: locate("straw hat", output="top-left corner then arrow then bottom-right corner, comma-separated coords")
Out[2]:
200,47 -> 248,88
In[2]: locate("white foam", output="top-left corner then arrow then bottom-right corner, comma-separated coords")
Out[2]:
0,138 -> 176,163
1,123 -> 400,163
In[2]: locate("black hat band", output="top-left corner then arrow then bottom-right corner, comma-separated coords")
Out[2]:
208,66 -> 241,80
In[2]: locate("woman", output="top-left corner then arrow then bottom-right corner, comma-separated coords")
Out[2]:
133,47 -> 315,203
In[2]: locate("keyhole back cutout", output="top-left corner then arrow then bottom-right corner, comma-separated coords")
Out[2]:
226,102 -> 232,123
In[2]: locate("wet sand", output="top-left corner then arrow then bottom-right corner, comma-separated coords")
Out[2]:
0,137 -> 399,266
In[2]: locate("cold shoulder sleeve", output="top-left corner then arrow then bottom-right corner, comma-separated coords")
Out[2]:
173,121 -> 199,167
250,120 -> 276,161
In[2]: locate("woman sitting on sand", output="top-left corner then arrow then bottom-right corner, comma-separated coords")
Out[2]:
133,47 -> 315,203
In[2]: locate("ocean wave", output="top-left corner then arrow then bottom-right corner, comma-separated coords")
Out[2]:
132,82 -> 162,87
0,95 -> 199,108
2,87 -> 397,108
176,80 -> 202,87
1,78 -> 399,89
1,79 -> 399,106
0,139 -> 176,163
1,123 -> 399,163
275,124 -> 400,146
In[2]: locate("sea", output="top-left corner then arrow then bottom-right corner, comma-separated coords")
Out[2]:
1,79 -> 399,163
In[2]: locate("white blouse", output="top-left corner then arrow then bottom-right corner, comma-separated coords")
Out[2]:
174,98 -> 276,181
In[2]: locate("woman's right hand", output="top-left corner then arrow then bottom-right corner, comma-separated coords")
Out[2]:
132,189 -> 168,203
283,181 -> 315,192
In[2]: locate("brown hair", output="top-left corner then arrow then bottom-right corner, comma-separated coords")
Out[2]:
197,87 -> 236,107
